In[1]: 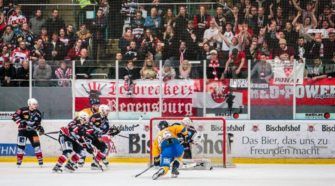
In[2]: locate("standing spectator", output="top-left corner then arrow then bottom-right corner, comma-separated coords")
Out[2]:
33,58 -> 52,87
91,9 -> 107,60
318,5 -> 335,28
75,48 -> 92,79
131,10 -> 145,45
161,60 -> 176,82
323,31 -> 335,60
193,5 -> 211,41
224,48 -> 247,79
245,6 -> 258,32
55,60 -> 72,87
76,24 -> 92,48
7,5 -> 27,33
283,22 -> 299,47
203,20 -> 220,48
144,7 -> 162,36
10,41 -> 30,67
66,24 -> 77,47
120,60 -> 140,80
29,9 -> 45,36
220,23 -> 235,60
305,58 -> 327,80
0,12 -> 6,35
255,7 -> 268,32
174,41 -> 194,65
274,39 -> 295,62
214,6 -> 227,30
163,8 -> 175,29
295,37 -> 307,60
99,0 -> 110,16
44,9 -> 65,36
250,53 -> 273,83
174,6 -> 190,42
45,33 -> 66,61
305,33 -> 324,59
2,26 -> 15,46
16,60 -> 29,87
121,0 -> 137,34
207,49 -> 223,80
0,61 -> 16,86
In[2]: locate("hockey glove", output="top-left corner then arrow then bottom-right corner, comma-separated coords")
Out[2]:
36,126 -> 45,135
108,127 -> 120,137
154,156 -> 160,166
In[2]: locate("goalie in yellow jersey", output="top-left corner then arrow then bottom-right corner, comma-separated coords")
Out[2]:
152,120 -> 188,180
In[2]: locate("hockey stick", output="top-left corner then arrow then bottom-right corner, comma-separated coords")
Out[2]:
134,164 -> 154,178
44,131 -> 59,135
43,133 -> 58,141
117,134 -> 129,139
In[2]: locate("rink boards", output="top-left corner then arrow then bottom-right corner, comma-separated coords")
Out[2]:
0,120 -> 335,164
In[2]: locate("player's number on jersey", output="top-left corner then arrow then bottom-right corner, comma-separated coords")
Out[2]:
157,131 -> 172,146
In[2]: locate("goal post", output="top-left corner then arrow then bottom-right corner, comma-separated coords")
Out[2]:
149,117 -> 233,168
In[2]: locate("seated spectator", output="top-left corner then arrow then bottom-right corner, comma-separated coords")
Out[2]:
223,48 -> 247,79
75,48 -> 93,79
199,42 -> 212,60
2,25 -> 15,46
10,41 -> 30,68
154,41 -> 164,61
120,60 -> 140,80
33,58 -> 52,87
161,60 -> 176,82
178,60 -> 191,79
0,60 -> 16,86
131,11 -> 145,45
305,58 -> 327,80
39,27 -> 49,44
16,60 -> 29,86
45,33 -> 66,61
0,12 -> 6,35
67,39 -> 83,60
59,28 -> 70,48
124,41 -> 138,61
19,23 -> 34,50
65,24 -> 76,48
207,49 -> 223,80
274,39 -> 295,62
1,44 -> 11,60
55,60 -> 72,87
119,28 -> 134,54
76,24 -> 92,48
144,7 -> 162,36
163,8 -> 175,29
140,58 -> 158,79
30,38 -> 46,64
250,53 -> 273,83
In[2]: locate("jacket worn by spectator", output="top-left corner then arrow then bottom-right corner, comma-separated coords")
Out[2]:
29,16 -> 46,36
45,40 -> 67,61
75,57 -> 93,79
0,63 -> 16,86
44,17 -> 65,35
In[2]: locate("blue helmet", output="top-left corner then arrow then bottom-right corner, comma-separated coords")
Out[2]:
158,121 -> 169,130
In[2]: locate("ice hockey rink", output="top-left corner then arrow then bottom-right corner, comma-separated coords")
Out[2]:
0,163 -> 335,186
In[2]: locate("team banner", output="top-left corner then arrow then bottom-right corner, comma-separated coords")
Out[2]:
270,60 -> 305,85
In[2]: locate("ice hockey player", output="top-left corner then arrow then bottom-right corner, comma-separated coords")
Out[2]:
77,97 -> 100,166
12,98 -> 45,167
152,120 -> 188,180
84,104 -> 120,170
52,112 -> 90,173
179,117 -> 196,159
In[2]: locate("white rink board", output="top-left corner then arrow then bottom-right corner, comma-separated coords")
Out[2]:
0,120 -> 335,158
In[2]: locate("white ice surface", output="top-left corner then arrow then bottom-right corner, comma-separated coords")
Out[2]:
0,163 -> 334,186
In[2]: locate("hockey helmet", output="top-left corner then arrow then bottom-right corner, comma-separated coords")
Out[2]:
99,104 -> 110,116
27,98 -> 38,109
78,111 -> 89,124
182,117 -> 192,126
158,120 -> 169,130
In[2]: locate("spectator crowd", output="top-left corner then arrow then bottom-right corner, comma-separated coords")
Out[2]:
1,0 -> 335,87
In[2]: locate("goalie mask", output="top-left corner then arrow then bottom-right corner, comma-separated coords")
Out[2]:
99,104 -> 110,116
158,120 -> 169,130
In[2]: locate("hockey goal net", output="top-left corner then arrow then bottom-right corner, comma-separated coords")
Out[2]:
149,117 -> 233,168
